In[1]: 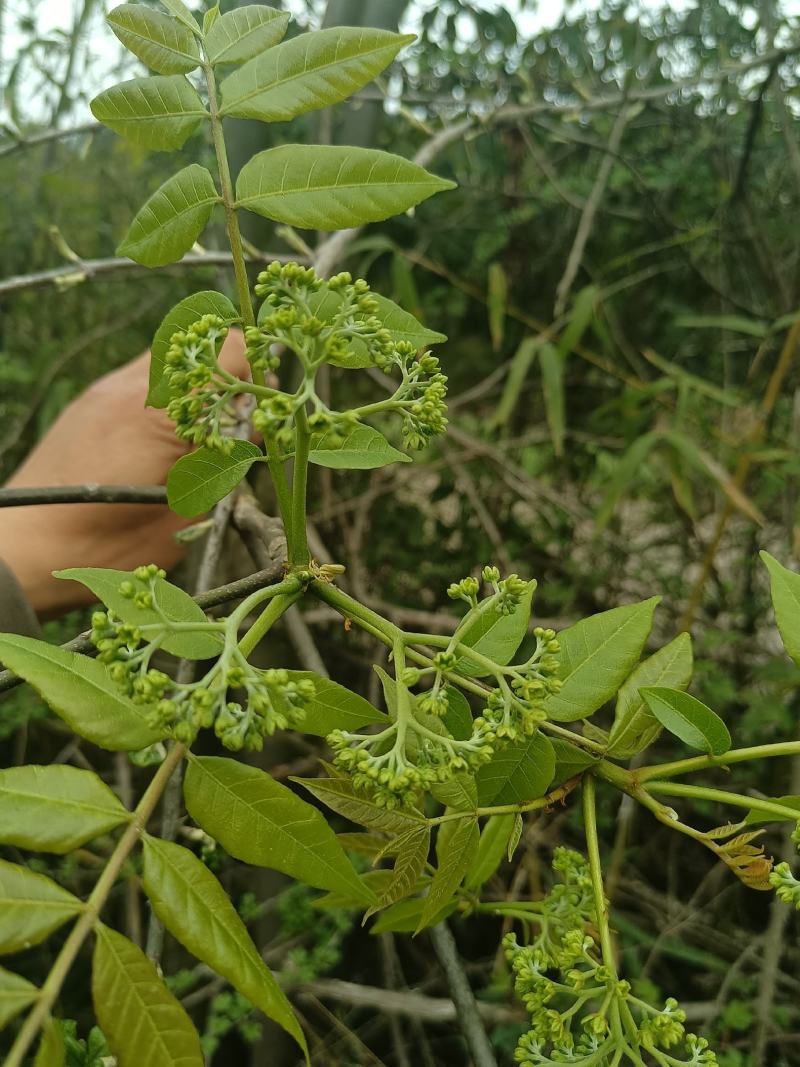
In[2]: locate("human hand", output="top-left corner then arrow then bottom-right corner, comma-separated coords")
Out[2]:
0,330 -> 249,617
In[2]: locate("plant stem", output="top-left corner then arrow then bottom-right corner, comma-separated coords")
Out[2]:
582,775 -> 617,976
637,740 -> 800,782
239,590 -> 302,658
290,402 -> 312,568
645,780 -> 800,821
202,60 -> 256,335
5,743 -> 187,1067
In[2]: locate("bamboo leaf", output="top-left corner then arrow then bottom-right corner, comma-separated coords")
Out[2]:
608,633 -> 694,757
539,341 -> 565,456
148,290 -> 239,407
220,27 -> 414,121
107,5 -> 201,74
0,860 -> 81,954
464,814 -> 516,891
117,165 -> 219,267
90,75 -> 207,151
0,765 -> 129,854
205,5 -> 290,64
236,145 -> 455,230
93,924 -> 203,1067
761,551 -> 800,667
641,687 -> 731,755
543,597 -> 660,722
557,285 -> 597,358
142,837 -> 307,1060
491,336 -> 540,427
487,262 -> 507,351
596,431 -> 661,530
476,732 -> 556,805
0,635 -> 162,751
167,440 -> 262,517
661,430 -> 764,524
676,313 -> 769,338
184,756 -> 374,903
309,423 -> 411,469
417,818 -> 477,929
0,967 -> 37,1032
54,566 -> 222,659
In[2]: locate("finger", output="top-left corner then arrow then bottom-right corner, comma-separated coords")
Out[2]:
218,327 -> 251,381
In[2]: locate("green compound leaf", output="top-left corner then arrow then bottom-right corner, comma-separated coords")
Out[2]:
543,597 -> 661,722
158,0 -> 200,32
0,765 -> 129,854
369,293 -> 447,349
220,26 -> 414,121
167,440 -> 263,517
90,74 -> 207,151
0,859 -> 81,954
107,5 -> 201,74
278,672 -> 387,736
33,1016 -> 65,1067
367,825 -> 430,917
117,164 -> 219,267
0,635 -> 162,751
429,773 -> 477,811
236,145 -> 455,231
185,756 -> 374,903
745,796 -> 800,825
465,813 -> 517,891
456,581 -> 535,677
607,633 -> 694,758
0,967 -> 37,1032
93,924 -> 203,1067
309,423 -> 411,469
295,775 -> 425,836
142,837 -> 307,1061
148,290 -> 239,407
761,551 -> 800,667
371,897 -> 456,934
417,817 -> 477,930
475,731 -> 556,806
640,687 -> 731,756
205,5 -> 290,64
549,739 -> 598,788
54,567 -> 223,659
441,687 -> 474,740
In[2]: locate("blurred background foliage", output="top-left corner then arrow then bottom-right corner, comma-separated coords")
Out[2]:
3,0 -> 800,1063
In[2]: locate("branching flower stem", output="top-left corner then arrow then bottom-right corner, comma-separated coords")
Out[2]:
582,776 -> 617,979
4,742 -> 187,1067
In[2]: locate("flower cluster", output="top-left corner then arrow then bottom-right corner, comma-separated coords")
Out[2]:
382,343 -> 449,451
328,569 -> 561,806
770,861 -> 800,909
91,568 -> 315,751
249,261 -> 449,454
162,314 -> 239,454
505,850 -> 718,1066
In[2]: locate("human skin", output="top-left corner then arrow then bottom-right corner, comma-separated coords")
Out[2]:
0,330 -> 249,618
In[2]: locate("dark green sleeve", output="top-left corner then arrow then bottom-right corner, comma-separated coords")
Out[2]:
0,559 -> 40,637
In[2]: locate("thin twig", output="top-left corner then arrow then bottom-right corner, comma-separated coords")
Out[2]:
0,485 -> 167,507
0,565 -> 284,694
0,251 -> 302,300
428,922 -> 499,1067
